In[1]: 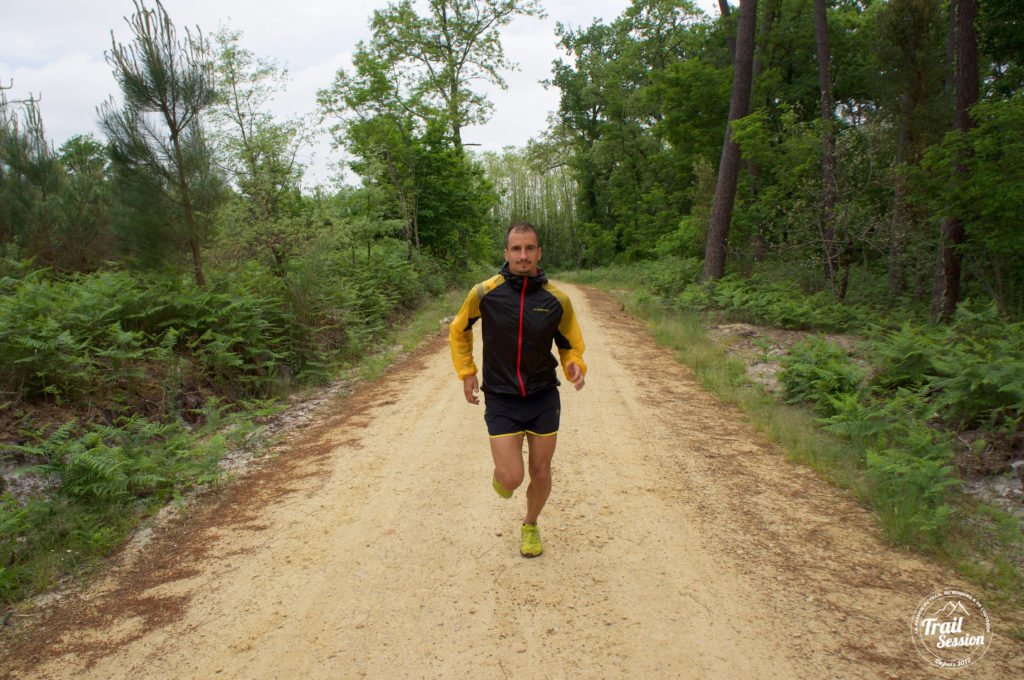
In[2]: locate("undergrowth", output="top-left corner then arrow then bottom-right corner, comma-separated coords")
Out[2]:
0,244 -> 475,604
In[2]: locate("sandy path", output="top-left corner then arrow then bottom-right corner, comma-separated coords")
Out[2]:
2,283 -> 1021,679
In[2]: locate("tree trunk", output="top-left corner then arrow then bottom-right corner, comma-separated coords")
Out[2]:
745,0 -> 778,256
931,0 -> 960,318
938,0 -> 978,319
889,116 -> 911,297
753,0 -> 777,85
171,132 -> 206,288
383,146 -> 415,261
703,0 -> 758,281
813,0 -> 839,295
718,0 -> 735,64
412,192 -> 421,256
450,84 -> 463,154
190,237 -> 206,288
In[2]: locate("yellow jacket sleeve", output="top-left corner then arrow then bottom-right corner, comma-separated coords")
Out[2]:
449,286 -> 481,380
554,292 -> 587,381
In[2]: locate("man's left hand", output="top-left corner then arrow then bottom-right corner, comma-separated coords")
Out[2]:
567,362 -> 585,391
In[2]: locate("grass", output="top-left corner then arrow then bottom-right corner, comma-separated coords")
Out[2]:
395,288 -> 465,352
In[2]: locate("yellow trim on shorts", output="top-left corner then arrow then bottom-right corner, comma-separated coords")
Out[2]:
489,430 -> 525,439
488,429 -> 558,439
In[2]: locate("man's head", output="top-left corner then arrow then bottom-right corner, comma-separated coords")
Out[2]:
504,222 -> 542,277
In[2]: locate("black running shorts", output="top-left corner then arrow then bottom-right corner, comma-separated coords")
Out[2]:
483,388 -> 561,438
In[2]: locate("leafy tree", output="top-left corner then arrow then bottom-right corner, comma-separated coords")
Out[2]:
320,3 -> 503,264
480,142 -> 579,267
870,0 -> 950,296
100,0 -> 222,286
56,135 -> 115,268
209,28 -> 309,271
550,1 -> 714,265
550,19 -> 618,260
415,129 -> 497,262
319,43 -> 428,260
210,29 -> 305,216
367,0 -> 545,152
915,94 -> 1024,317
980,0 -> 1024,98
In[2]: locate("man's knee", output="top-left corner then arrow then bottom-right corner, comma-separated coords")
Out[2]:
528,460 -> 551,483
495,467 -> 525,490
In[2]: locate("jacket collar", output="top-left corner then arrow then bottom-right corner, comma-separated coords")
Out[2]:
500,261 -> 547,291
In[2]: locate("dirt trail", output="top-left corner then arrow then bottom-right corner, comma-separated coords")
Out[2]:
2,283 -> 1021,679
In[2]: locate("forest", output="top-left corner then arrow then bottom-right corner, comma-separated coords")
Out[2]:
1,0 -> 1023,605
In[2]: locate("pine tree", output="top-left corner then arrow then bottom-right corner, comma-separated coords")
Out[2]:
100,0 -> 220,286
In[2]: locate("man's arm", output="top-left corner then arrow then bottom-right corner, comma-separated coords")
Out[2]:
449,288 -> 481,401
554,295 -> 586,389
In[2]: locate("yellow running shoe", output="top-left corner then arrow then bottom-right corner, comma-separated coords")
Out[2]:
493,476 -> 513,499
520,523 -> 543,557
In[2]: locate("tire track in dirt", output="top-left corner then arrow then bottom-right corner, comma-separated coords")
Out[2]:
2,283 -> 1021,679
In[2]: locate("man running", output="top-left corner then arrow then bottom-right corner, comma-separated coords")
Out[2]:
449,222 -> 586,557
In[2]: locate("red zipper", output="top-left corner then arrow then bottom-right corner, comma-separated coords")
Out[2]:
515,281 -> 527,396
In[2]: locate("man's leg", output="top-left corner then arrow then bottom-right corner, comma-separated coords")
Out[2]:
524,433 -> 557,525
490,433 -> 526,495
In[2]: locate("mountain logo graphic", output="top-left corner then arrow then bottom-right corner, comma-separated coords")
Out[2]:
934,601 -> 971,619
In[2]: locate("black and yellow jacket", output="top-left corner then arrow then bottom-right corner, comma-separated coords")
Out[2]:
449,263 -> 586,397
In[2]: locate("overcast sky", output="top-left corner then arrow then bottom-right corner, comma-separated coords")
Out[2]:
1,0 -> 719,186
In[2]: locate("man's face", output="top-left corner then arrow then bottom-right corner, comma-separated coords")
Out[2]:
505,229 -> 542,277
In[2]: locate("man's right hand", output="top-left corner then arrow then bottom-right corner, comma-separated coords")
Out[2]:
463,375 -> 480,404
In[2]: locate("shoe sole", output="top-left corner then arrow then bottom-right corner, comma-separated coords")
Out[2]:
520,551 -> 542,558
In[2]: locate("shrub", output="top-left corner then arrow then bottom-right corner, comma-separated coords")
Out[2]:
869,323 -> 942,390
640,257 -> 702,299
666,273 -> 891,332
17,416 -> 217,507
930,304 -> 1024,431
779,337 -> 866,416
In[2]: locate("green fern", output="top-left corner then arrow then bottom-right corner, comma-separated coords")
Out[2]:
779,337 -> 866,416
867,446 -> 960,545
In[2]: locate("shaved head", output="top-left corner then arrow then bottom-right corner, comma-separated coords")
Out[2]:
505,222 -> 540,248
